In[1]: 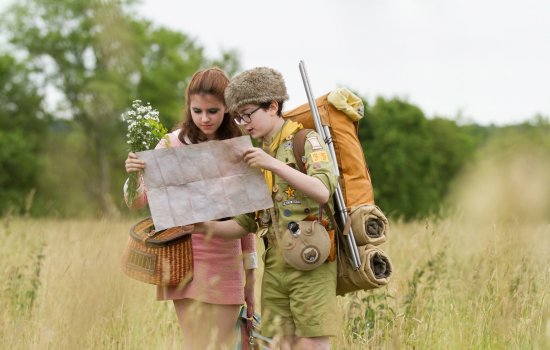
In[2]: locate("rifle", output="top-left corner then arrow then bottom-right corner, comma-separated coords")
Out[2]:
298,60 -> 361,270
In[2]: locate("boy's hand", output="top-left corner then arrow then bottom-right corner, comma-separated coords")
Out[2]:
181,224 -> 194,233
243,147 -> 277,170
192,222 -> 207,233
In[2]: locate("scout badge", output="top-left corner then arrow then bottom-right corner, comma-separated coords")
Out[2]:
121,217 -> 193,287
282,61 -> 393,294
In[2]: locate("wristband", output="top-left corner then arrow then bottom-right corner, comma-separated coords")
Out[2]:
243,252 -> 258,270
123,177 -> 145,199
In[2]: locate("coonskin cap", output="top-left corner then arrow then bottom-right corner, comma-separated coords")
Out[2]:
225,67 -> 289,113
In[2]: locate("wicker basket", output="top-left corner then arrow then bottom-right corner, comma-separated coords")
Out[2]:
122,217 -> 193,286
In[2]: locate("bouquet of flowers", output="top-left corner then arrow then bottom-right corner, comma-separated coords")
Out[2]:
121,100 -> 168,205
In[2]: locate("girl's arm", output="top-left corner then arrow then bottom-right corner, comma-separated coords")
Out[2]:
244,268 -> 256,317
123,132 -> 177,210
241,233 -> 257,317
241,233 -> 258,269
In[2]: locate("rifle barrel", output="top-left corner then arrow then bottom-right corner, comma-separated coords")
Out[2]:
298,60 -> 361,270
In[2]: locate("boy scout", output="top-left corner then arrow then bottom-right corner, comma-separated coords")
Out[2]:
194,67 -> 338,350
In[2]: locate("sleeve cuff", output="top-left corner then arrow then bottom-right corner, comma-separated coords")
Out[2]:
233,213 -> 258,234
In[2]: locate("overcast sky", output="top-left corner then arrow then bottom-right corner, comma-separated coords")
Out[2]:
137,0 -> 549,125
1,0 -> 548,125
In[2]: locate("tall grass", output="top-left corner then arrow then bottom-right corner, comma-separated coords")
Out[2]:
0,218 -> 182,349
2,148 -> 549,349
2,217 -> 547,349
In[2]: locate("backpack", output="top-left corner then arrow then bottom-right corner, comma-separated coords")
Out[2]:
283,88 -> 393,295
284,88 -> 375,208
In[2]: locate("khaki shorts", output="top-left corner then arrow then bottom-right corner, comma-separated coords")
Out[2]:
260,247 -> 338,338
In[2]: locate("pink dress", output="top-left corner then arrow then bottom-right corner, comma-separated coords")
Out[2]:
131,130 -> 256,304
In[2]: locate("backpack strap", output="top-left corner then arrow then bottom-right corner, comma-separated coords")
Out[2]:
292,128 -> 313,173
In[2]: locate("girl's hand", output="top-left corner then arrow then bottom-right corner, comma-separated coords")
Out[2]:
125,152 -> 146,174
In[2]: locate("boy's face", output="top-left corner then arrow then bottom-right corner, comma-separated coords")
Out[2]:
234,103 -> 276,139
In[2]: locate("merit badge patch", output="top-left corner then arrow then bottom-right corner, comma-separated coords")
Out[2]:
310,151 -> 329,163
306,135 -> 323,150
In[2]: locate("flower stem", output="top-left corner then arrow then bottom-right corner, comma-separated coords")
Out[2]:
127,172 -> 139,206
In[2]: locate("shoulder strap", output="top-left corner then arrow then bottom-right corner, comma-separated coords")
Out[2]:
292,129 -> 313,173
293,129 -> 346,236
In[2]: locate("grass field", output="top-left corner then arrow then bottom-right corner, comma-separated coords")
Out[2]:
1,213 -> 547,349
2,150 -> 549,349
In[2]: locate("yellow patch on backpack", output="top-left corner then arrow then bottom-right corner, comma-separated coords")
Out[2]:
310,151 -> 329,163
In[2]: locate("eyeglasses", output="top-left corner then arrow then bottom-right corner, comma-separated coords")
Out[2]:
233,106 -> 262,125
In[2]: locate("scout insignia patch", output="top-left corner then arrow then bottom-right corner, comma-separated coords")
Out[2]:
284,186 -> 296,199
283,199 -> 301,206
306,134 -> 323,150
310,151 -> 329,163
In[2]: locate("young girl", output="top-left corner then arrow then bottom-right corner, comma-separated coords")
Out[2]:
123,67 -> 257,349
194,67 -> 339,350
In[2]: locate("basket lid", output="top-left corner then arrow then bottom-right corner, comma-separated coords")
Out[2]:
129,217 -> 190,247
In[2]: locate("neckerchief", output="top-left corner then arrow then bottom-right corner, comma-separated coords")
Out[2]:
261,120 -> 303,193
255,120 -> 303,228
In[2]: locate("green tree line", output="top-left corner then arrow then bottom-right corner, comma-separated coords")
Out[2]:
360,98 -> 549,219
1,0 -> 548,219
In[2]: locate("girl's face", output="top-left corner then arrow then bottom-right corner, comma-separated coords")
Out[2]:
189,93 -> 226,140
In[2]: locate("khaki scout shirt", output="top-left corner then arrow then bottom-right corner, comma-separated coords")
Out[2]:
234,129 -> 338,243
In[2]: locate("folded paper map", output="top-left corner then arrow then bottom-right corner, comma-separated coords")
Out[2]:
137,136 -> 272,231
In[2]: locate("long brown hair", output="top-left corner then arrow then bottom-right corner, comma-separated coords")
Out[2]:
178,67 -> 242,144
